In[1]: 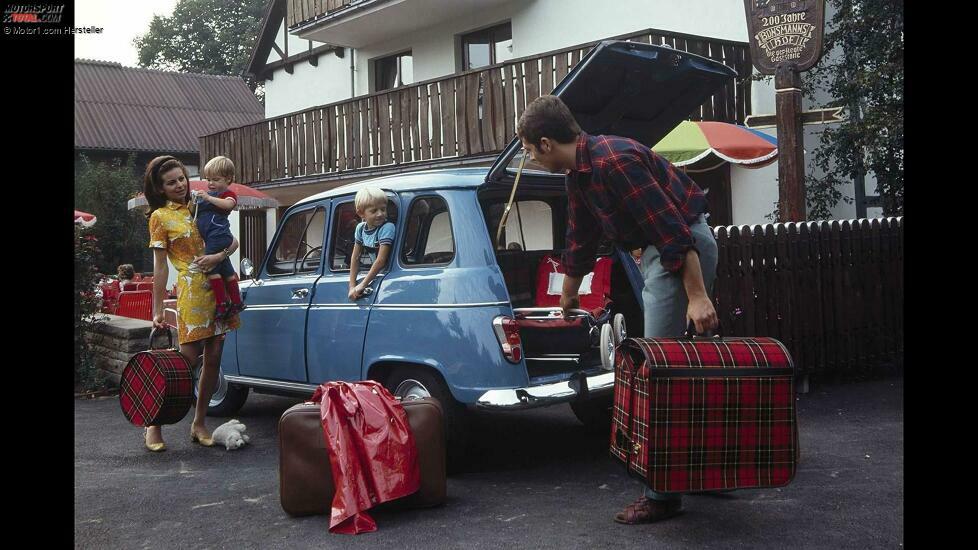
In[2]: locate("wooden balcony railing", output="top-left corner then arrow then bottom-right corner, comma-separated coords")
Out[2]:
201,28 -> 753,186
286,0 -> 352,28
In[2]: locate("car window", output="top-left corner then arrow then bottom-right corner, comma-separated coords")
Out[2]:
401,196 -> 455,266
329,198 -> 399,271
266,206 -> 326,276
485,200 -> 554,251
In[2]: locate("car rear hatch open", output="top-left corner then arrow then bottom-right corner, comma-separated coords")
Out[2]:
483,40 -> 739,189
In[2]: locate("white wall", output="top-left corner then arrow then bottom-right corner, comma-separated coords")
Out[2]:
264,49 -> 352,118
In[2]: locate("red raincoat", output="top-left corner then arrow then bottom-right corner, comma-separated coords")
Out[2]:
310,381 -> 421,534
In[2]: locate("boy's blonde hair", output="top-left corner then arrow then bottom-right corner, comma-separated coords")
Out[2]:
203,156 -> 235,180
354,186 -> 387,213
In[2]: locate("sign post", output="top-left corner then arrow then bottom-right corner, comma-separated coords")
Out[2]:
744,0 -> 826,221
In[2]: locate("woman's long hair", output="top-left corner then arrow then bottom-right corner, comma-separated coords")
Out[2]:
143,155 -> 191,218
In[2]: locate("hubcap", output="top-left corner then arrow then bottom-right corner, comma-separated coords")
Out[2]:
192,359 -> 229,407
393,379 -> 430,401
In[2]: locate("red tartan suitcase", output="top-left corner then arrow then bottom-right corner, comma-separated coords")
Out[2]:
279,397 -> 447,517
119,328 -> 194,427
610,336 -> 799,494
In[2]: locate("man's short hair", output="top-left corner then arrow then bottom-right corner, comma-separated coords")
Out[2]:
517,95 -> 582,147
354,186 -> 387,213
203,156 -> 235,180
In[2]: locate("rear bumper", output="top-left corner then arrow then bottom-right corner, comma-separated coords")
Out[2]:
474,371 -> 615,410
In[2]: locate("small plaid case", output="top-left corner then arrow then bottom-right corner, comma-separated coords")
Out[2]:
610,336 -> 799,494
119,330 -> 194,427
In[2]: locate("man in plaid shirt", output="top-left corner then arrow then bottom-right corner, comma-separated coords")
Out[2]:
517,95 -> 719,525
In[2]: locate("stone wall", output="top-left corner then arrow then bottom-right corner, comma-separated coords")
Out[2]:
86,314 -> 177,386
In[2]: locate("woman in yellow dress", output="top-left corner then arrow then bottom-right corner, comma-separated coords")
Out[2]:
142,156 -> 241,451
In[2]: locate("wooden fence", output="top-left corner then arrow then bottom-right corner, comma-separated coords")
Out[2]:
713,217 -> 904,378
201,28 -> 752,186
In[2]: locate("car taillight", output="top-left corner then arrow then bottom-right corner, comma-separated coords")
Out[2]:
492,315 -> 522,363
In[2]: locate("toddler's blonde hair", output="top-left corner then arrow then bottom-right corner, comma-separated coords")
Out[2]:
354,186 -> 387,213
203,156 -> 235,180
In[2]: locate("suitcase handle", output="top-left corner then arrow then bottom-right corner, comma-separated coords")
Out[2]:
149,326 -> 175,350
682,320 -> 723,339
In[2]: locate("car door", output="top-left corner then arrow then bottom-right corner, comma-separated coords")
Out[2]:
236,203 -> 328,382
305,195 -> 398,385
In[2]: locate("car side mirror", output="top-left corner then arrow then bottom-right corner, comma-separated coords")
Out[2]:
241,258 -> 255,279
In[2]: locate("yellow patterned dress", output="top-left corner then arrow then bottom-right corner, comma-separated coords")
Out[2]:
148,200 -> 240,344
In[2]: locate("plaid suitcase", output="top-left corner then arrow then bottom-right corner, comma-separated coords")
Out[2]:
279,397 -> 446,517
610,335 -> 799,494
119,328 -> 194,427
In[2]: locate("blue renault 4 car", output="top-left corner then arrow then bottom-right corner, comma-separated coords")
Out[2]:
204,40 -> 736,454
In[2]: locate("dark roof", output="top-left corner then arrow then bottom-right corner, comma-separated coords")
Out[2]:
245,0 -> 285,80
75,59 -> 265,154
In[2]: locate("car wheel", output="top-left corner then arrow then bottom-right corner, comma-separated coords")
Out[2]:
192,358 -> 250,417
570,394 -> 614,435
386,367 -> 468,470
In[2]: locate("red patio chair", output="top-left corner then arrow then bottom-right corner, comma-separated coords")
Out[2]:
100,280 -> 121,314
122,282 -> 138,291
116,290 -> 153,321
135,282 -> 154,291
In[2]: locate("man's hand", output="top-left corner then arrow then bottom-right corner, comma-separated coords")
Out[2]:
559,292 -> 580,318
687,295 -> 718,335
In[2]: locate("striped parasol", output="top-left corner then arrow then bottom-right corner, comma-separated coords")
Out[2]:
127,181 -> 280,211
652,121 -> 779,172
74,210 -> 97,228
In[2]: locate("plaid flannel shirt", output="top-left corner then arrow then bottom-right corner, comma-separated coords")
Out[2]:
562,132 -> 707,277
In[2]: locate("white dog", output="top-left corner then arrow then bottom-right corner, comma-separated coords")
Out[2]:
211,419 -> 250,450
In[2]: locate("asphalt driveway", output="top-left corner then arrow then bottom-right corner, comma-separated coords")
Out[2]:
75,376 -> 903,549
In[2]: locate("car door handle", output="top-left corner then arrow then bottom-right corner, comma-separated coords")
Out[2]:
291,288 -> 309,299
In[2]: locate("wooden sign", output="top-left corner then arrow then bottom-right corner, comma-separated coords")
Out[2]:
744,106 -> 845,129
744,0 -> 826,74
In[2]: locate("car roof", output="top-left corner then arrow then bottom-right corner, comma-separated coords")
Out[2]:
294,167 -> 489,206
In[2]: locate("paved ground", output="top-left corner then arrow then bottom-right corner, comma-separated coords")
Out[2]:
75,376 -> 903,549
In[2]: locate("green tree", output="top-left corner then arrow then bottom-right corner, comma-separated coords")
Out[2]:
134,0 -> 267,97
74,154 -> 150,275
804,0 -> 904,217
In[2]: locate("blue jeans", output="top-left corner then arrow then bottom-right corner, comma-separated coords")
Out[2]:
639,214 -> 718,502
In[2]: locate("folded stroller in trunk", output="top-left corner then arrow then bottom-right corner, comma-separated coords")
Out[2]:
513,254 -> 625,370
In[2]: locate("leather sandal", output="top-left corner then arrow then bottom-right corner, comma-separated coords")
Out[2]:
614,496 -> 683,525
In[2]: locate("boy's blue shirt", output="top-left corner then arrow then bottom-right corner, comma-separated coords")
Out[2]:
355,221 -> 396,264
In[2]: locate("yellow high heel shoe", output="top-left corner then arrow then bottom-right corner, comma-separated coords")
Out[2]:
144,428 -> 166,452
190,426 -> 215,447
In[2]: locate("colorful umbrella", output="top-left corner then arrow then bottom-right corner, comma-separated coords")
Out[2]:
74,210 -> 97,228
127,181 -> 280,211
652,121 -> 778,172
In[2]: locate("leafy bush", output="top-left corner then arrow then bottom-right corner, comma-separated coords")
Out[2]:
74,226 -> 108,391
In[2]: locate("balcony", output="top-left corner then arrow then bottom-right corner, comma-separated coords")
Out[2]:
200,29 -> 753,191
288,0 -> 514,47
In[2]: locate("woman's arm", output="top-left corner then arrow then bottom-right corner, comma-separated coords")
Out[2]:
152,248 -> 169,329
193,237 -> 239,272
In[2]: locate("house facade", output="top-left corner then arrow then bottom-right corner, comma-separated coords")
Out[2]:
209,0 -> 877,259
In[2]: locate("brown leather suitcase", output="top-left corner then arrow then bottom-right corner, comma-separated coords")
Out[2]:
279,397 -> 447,517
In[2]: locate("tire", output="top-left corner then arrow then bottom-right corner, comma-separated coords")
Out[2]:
613,313 -> 627,345
385,366 -> 468,469
570,394 -> 614,434
600,323 -> 615,371
192,358 -> 250,417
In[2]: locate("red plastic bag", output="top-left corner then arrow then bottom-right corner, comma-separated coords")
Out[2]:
311,381 -> 421,534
